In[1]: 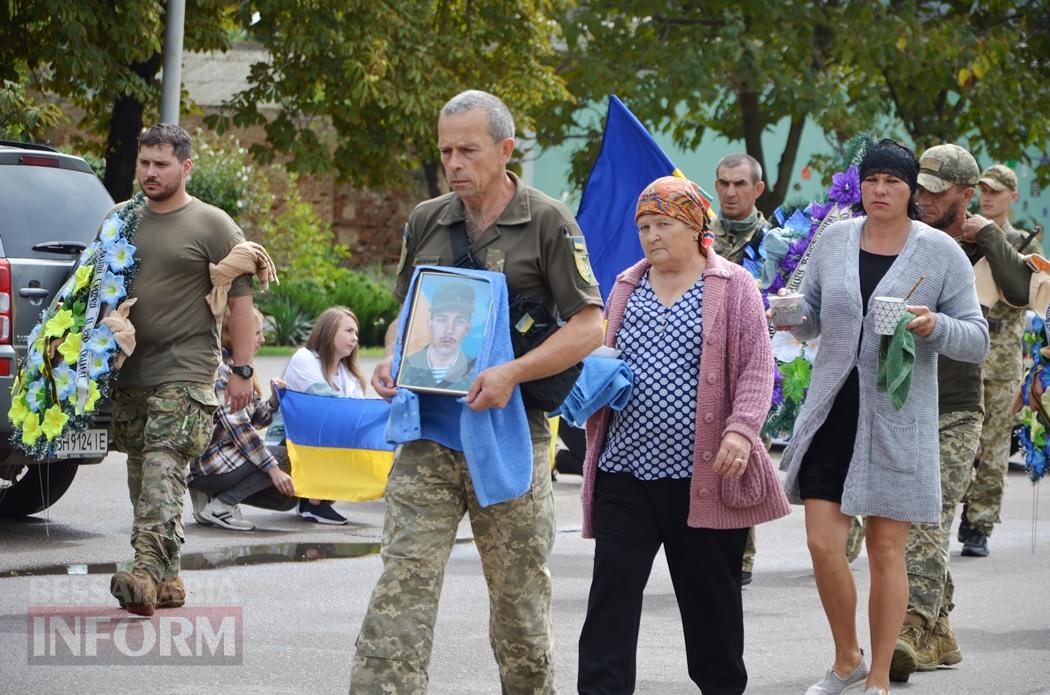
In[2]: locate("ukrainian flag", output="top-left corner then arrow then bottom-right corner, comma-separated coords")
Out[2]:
576,95 -> 688,299
279,391 -> 395,502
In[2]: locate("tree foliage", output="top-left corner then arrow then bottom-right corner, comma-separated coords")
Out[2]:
0,1 -> 232,198
539,0 -> 1050,213
847,1 -> 1050,174
0,76 -> 63,141
208,0 -> 571,196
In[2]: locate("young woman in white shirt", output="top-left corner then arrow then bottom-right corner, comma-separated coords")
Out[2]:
273,306 -> 367,524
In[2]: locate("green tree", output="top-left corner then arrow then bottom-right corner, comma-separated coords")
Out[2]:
538,0 -> 870,213
208,0 -> 571,197
847,1 -> 1050,176
0,1 -> 232,200
0,70 -> 63,141
539,0 -> 1050,213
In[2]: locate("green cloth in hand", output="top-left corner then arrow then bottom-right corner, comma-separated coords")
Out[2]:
877,311 -> 917,411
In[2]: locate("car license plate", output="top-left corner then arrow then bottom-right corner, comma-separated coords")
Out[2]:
53,429 -> 108,459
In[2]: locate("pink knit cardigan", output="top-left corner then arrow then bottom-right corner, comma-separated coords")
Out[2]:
581,253 -> 790,536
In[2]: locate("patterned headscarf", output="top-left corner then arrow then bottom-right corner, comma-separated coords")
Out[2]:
635,176 -> 714,252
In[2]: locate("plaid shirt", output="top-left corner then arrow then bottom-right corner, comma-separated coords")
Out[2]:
189,363 -> 278,481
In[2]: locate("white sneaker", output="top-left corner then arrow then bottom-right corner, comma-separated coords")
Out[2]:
805,654 -> 868,694
200,498 -> 255,531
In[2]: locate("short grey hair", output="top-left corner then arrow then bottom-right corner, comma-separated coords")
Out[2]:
441,90 -> 516,143
716,153 -> 763,184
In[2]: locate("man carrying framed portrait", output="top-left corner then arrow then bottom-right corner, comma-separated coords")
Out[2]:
350,89 -> 604,694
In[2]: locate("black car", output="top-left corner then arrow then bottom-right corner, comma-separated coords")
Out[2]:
0,141 -> 115,516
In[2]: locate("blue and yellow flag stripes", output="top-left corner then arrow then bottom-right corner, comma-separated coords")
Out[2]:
279,390 -> 395,502
576,95 -> 680,300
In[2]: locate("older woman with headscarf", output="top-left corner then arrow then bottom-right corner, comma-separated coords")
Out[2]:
577,176 -> 790,695
774,140 -> 988,695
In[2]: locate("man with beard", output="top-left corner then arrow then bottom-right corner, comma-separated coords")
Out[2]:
107,124 -> 257,616
959,164 -> 1040,558
891,144 -> 1032,683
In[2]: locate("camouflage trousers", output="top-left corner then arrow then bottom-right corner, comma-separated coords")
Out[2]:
905,410 -> 980,628
350,437 -> 556,695
964,378 -> 1020,535
112,383 -> 218,583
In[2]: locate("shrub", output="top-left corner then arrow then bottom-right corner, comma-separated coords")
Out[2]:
260,295 -> 314,346
256,271 -> 399,347
257,178 -> 351,290
326,269 -> 400,347
185,130 -> 269,230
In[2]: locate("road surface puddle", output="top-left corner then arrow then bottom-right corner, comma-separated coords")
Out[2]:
3,541 -> 386,576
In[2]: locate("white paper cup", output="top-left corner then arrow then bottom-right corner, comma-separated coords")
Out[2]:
768,293 -> 805,326
873,296 -> 907,335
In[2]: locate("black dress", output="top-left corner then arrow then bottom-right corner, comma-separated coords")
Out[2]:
797,249 -> 898,503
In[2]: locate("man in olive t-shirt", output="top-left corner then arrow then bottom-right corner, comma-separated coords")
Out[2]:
108,125 -> 255,617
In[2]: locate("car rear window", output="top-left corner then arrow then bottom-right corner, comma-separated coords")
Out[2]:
0,164 -> 114,258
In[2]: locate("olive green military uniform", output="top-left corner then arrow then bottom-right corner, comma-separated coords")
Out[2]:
963,221 -> 1040,536
399,347 -> 475,392
351,172 -> 602,694
712,210 -> 768,575
710,211 -> 768,267
111,199 -> 251,584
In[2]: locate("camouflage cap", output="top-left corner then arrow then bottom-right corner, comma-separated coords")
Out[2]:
978,164 -> 1018,192
430,281 -> 474,317
917,144 -> 980,193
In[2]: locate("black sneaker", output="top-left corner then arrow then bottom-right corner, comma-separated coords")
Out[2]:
298,500 -> 348,525
961,528 -> 989,557
740,570 -> 753,586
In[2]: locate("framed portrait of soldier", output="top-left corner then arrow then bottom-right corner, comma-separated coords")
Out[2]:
396,271 -> 493,396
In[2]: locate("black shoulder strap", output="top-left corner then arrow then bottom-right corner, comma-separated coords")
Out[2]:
448,221 -> 478,269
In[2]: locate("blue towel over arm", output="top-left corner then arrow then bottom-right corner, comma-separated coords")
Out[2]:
551,356 -> 634,428
388,266 -> 533,507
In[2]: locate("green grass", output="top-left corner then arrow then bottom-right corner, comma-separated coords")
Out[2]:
257,345 -> 386,358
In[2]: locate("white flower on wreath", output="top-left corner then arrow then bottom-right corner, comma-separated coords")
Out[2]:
98,216 -> 124,247
772,331 -> 818,364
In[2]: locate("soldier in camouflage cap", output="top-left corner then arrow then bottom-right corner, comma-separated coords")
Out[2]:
959,163 -> 1040,558
892,145 -> 1034,682
916,143 -> 980,194
977,163 -> 1019,193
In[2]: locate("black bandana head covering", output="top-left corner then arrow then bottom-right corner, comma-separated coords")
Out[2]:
859,139 -> 919,193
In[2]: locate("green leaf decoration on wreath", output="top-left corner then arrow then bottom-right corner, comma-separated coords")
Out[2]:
8,193 -> 146,459
780,356 -> 812,404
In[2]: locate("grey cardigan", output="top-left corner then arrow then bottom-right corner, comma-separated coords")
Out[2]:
780,218 -> 989,524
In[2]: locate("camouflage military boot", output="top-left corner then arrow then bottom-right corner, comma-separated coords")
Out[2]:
156,576 -> 186,609
889,622 -> 927,682
110,569 -> 158,617
915,615 -> 962,671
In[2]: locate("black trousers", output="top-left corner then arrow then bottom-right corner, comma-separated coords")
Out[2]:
578,471 -> 749,695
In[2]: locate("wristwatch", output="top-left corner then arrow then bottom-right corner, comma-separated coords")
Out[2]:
230,364 -> 254,379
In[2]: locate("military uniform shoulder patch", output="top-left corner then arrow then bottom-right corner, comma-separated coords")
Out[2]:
570,235 -> 598,286
395,225 -> 409,276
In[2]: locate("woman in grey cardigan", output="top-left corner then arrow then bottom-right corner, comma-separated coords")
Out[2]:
774,140 -> 988,695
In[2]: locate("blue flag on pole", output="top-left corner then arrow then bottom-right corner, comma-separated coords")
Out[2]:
576,95 -> 679,300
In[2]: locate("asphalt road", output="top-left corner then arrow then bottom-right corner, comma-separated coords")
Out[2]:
1,356 -> 1048,694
